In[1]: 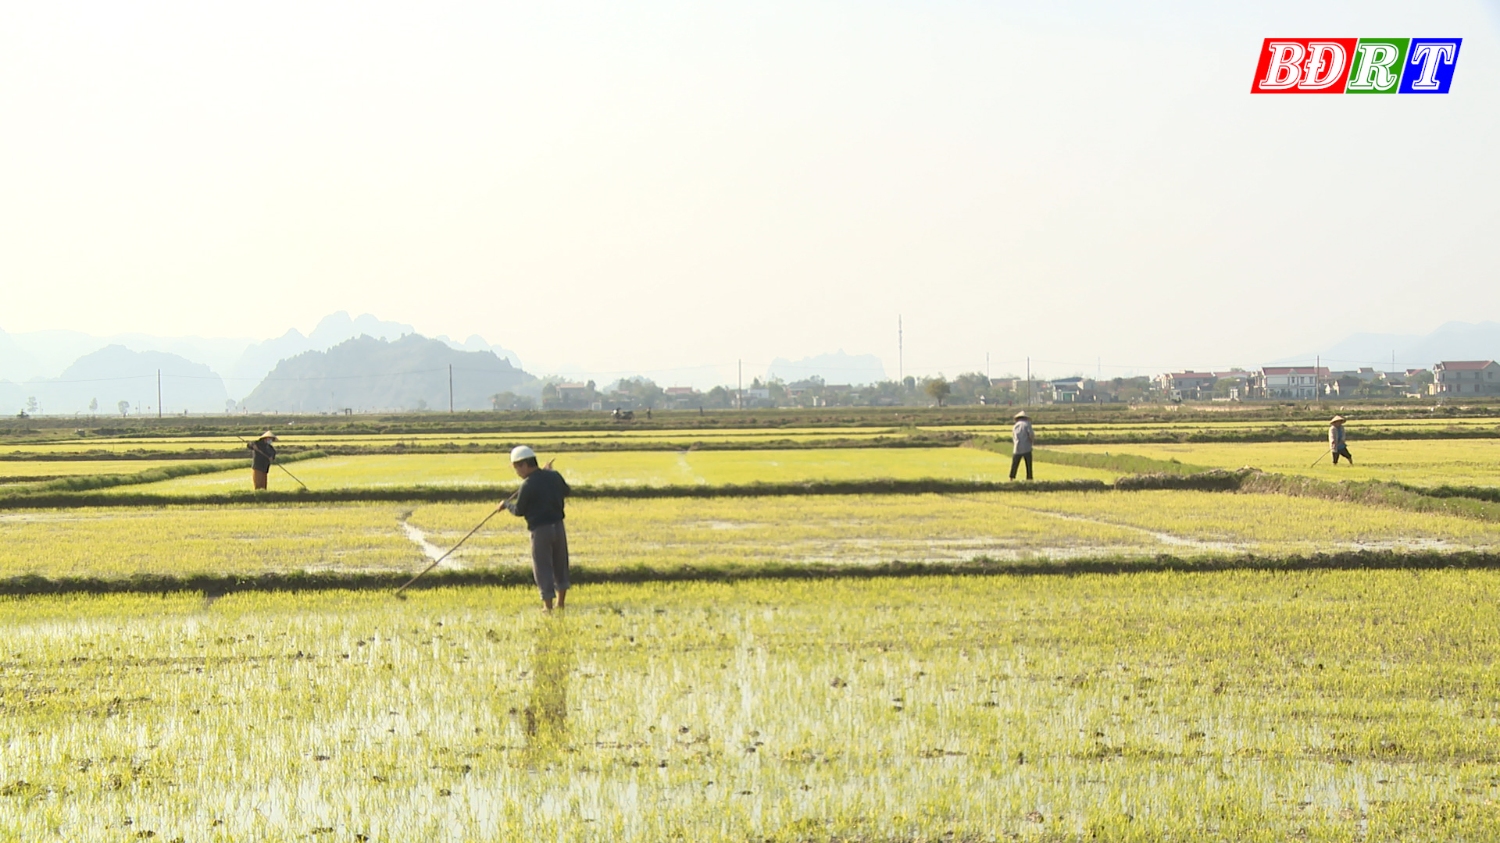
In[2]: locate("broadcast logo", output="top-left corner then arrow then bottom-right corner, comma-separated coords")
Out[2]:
1251,38 -> 1461,94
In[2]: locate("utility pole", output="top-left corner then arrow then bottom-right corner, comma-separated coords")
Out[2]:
157,370 -> 162,419
737,359 -> 742,410
448,364 -> 454,413
1316,355 -> 1321,398
1026,357 -> 1031,407
898,316 -> 904,385
985,352 -> 990,382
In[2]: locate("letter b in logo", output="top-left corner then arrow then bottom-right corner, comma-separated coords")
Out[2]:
1252,38 -> 1358,93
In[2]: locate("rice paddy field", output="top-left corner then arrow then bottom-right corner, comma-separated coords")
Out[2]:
0,427 -> 907,456
5,573 -> 1500,841
99,448 -> 1117,496
6,410 -> 1500,840
0,460 -> 239,482
10,488 -> 1500,581
1055,440 -> 1500,487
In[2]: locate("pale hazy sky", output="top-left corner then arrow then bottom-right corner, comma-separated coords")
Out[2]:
2,1 -> 1496,381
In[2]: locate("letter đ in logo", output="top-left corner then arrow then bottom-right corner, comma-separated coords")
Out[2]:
1252,37 -> 1461,94
1252,39 -> 1357,93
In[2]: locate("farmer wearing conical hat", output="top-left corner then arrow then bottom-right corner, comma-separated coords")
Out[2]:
248,431 -> 277,490
1010,411 -> 1035,481
1329,416 -> 1353,465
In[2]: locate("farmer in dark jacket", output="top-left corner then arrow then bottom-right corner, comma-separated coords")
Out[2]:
501,446 -> 571,611
248,432 -> 277,490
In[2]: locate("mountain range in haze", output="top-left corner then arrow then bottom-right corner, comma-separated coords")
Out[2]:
0,311 -> 522,404
241,334 -> 530,413
10,318 -> 1500,416
1277,322 -> 1500,372
767,351 -> 888,385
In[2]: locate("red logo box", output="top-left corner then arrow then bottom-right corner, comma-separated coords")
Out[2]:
1251,38 -> 1360,93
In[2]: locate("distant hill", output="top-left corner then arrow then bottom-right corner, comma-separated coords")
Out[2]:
766,350 -> 889,385
227,312 -> 522,398
0,313 -> 524,403
240,334 -> 532,413
0,379 -> 22,415
21,345 -> 230,416
0,327 -> 41,380
1282,321 -> 1500,371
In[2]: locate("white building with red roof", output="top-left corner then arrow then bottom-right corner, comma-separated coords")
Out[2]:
1433,361 -> 1500,395
1255,366 -> 1328,400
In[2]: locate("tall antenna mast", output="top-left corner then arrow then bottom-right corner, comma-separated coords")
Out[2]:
898,316 -> 903,384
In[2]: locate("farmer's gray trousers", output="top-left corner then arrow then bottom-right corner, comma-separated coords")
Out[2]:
529,521 -> 570,601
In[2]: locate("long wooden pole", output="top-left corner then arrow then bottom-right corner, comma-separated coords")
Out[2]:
395,496 -> 513,595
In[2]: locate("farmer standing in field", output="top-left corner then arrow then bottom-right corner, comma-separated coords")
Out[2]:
1010,411 -> 1034,481
247,431 -> 277,490
1329,416 -> 1353,465
500,446 -> 571,611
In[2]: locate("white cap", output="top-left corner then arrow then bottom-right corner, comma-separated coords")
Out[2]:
510,445 -> 537,463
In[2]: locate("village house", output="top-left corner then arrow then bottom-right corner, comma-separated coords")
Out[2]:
1254,366 -> 1328,400
1154,371 -> 1218,401
1050,377 -> 1088,403
1432,361 -> 1500,395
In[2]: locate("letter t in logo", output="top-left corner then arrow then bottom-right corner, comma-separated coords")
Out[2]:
1400,39 -> 1462,93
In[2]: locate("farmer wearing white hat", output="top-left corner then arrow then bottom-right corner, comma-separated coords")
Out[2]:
247,431 -> 278,490
500,446 -> 571,610
1329,416 -> 1353,465
1010,412 -> 1035,481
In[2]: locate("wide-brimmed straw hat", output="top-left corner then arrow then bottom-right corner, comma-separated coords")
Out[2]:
258,431 -> 278,440
1014,411 -> 1029,420
1330,416 -> 1346,425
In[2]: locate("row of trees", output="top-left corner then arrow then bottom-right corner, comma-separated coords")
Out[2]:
17,397 -> 137,418
483,373 -> 1164,412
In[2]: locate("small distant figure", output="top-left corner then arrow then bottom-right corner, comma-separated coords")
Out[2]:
1010,411 -> 1034,481
1329,415 -> 1353,465
501,446 -> 571,612
646,408 -> 652,420
248,431 -> 277,490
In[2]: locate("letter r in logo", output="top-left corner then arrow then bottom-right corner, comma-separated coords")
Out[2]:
1346,39 -> 1408,93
